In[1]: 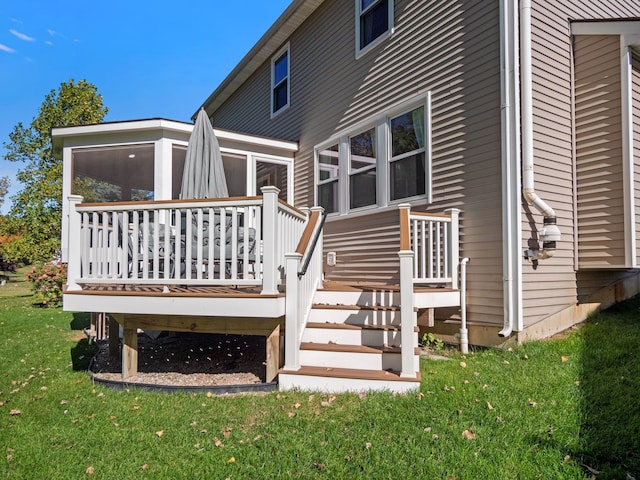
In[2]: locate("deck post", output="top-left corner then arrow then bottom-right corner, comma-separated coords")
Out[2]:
261,186 -> 281,295
66,195 -> 84,292
399,249 -> 417,378
122,324 -> 138,380
266,324 -> 281,382
444,208 -> 461,289
283,252 -> 303,371
108,315 -> 119,358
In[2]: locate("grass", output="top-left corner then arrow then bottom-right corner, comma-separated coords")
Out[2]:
0,280 -> 639,479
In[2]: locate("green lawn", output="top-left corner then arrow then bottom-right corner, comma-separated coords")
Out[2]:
1,279 -> 639,479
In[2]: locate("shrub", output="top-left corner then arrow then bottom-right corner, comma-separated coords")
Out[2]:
26,262 -> 67,307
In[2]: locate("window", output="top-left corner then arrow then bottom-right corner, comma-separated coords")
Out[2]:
271,44 -> 290,116
318,144 -> 339,213
315,93 -> 430,215
389,106 -> 425,200
356,0 -> 393,55
349,128 -> 377,208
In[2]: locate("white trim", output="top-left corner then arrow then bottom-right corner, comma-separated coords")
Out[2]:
355,0 -> 395,59
52,119 -> 299,154
621,40 -> 637,267
571,21 -> 640,36
270,42 -> 291,118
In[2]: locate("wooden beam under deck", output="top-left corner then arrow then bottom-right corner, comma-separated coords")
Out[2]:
109,313 -> 285,381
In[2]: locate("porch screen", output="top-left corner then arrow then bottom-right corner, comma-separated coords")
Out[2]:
72,144 -> 154,202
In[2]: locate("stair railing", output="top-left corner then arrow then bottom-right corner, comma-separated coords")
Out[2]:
284,207 -> 325,371
398,204 -> 462,377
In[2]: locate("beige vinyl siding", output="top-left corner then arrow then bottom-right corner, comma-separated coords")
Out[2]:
525,0 -> 640,329
633,51 -> 640,264
575,35 -> 624,267
213,0 -> 506,327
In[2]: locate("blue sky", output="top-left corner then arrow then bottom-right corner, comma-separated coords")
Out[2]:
0,0 -> 291,214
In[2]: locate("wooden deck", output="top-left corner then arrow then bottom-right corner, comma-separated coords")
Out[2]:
68,283 -> 283,298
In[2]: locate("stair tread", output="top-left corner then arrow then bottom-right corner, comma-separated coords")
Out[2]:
312,303 -> 401,311
279,365 -> 421,383
307,321 -> 401,331
301,342 -> 401,354
301,342 -> 421,355
320,280 -> 457,293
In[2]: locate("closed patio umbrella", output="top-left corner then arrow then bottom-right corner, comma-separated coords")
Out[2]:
180,108 -> 228,199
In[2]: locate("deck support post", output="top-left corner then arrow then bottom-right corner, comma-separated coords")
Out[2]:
266,324 -> 281,382
399,250 -> 417,378
283,252 -> 303,371
108,315 -> 119,358
66,195 -> 84,292
122,324 -> 138,380
261,186 -> 281,295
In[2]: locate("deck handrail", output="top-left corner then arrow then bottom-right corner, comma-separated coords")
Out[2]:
398,204 -> 462,378
66,188 -> 307,293
297,209 -> 327,277
284,206 -> 325,371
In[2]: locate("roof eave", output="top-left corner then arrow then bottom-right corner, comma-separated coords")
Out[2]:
196,0 -> 324,119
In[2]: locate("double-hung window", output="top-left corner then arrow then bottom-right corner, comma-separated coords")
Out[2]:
349,127 -> 377,209
316,92 -> 431,215
356,0 -> 394,56
389,106 -> 426,200
317,144 -> 340,214
271,44 -> 290,116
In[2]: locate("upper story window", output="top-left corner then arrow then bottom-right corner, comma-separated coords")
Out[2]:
356,0 -> 394,57
315,92 -> 431,215
271,44 -> 290,116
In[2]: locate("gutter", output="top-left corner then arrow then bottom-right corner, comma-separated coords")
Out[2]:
520,0 -> 562,261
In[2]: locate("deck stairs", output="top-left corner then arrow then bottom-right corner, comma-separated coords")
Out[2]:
279,282 -> 424,393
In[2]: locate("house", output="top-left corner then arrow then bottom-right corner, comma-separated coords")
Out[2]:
55,0 -> 640,393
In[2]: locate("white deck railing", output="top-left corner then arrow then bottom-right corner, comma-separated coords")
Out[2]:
403,207 -> 460,289
398,204 -> 461,377
66,187 -> 307,294
284,207 -> 325,371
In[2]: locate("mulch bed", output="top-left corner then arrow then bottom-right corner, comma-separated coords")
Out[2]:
90,332 -> 267,387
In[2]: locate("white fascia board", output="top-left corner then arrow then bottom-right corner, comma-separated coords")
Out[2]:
52,118 -> 193,139
571,21 -> 640,36
213,129 -> 298,152
63,294 -> 286,319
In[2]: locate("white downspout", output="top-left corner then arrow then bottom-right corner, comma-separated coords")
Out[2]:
499,0 -> 522,337
520,0 -> 561,261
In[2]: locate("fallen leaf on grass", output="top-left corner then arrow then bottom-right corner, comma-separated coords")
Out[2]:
155,430 -> 164,437
365,442 -> 372,449
561,356 -> 569,363
9,409 -> 20,416
40,386 -> 47,391
487,402 -> 494,410
86,466 -> 95,474
223,427 -> 232,438
288,411 -> 296,418
293,402 -> 301,409
462,429 -> 476,440
460,361 -> 467,368
424,427 -> 432,433
227,457 -> 236,463
141,464 -> 148,471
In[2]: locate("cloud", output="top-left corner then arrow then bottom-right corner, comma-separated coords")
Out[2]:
9,29 -> 35,42
47,29 -> 56,36
0,43 -> 16,53
44,40 -> 53,46
9,18 -> 23,24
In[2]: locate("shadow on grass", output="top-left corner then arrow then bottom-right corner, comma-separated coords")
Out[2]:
577,295 -> 640,479
70,312 -> 91,331
70,338 -> 98,371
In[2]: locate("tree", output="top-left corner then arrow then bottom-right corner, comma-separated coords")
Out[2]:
1,79 -> 108,264
0,176 -> 8,211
